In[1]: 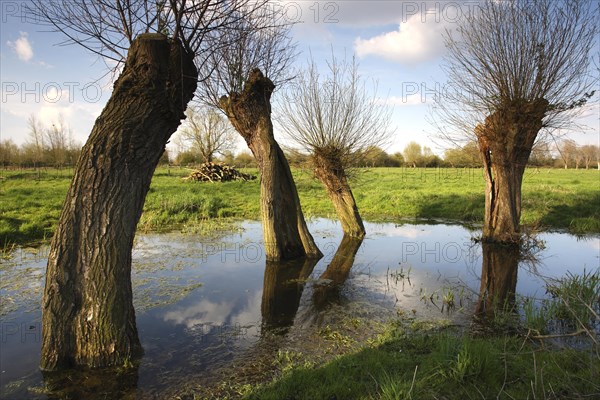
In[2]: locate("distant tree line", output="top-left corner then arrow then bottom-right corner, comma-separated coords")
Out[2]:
173,140 -> 599,169
165,107 -> 599,170
6,132 -> 596,170
0,115 -> 82,168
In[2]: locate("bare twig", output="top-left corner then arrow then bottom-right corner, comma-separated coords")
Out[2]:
529,329 -> 589,340
30,0 -> 272,76
278,52 -> 395,169
434,0 -> 598,145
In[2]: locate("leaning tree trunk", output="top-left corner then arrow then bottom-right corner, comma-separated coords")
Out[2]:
220,68 -> 321,261
475,99 -> 548,244
313,151 -> 365,238
40,34 -> 198,371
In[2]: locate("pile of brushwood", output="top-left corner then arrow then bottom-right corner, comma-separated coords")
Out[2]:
184,162 -> 256,182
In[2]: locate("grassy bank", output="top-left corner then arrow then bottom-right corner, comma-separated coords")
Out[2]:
242,319 -> 599,400
1,167 -> 599,246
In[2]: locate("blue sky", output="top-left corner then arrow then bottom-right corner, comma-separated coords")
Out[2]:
1,0 -> 598,156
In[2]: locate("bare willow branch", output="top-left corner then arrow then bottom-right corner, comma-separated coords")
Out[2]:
435,0 -> 598,144
197,5 -> 297,108
29,0 -> 271,71
278,52 -> 394,168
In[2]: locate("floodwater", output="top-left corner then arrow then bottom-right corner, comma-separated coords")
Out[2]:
0,219 -> 598,399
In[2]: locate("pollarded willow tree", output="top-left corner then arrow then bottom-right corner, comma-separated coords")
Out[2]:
437,0 -> 597,244
199,11 -> 322,261
279,55 -> 393,238
30,0 -> 270,371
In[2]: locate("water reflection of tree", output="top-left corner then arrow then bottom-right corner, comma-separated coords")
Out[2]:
261,235 -> 365,329
42,365 -> 139,399
313,235 -> 364,310
475,242 -> 520,320
261,257 -> 318,329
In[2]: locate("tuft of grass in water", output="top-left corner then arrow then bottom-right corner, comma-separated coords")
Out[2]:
518,269 -> 600,340
1,240 -> 17,260
441,287 -> 455,313
522,297 -> 555,334
546,269 -> 600,332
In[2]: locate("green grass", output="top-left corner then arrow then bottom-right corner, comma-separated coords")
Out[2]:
1,167 -> 599,246
243,320 -> 600,400
544,269 -> 600,332
1,168 -> 598,399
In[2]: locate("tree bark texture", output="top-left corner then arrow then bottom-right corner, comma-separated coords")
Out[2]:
41,34 -> 198,370
220,68 -> 322,261
261,257 -> 318,329
475,242 -> 519,319
313,235 -> 363,309
475,99 -> 548,243
313,150 -> 365,238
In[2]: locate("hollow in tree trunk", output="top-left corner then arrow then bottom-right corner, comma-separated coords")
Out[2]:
40,34 -> 198,371
220,69 -> 321,261
313,150 -> 365,238
475,99 -> 548,244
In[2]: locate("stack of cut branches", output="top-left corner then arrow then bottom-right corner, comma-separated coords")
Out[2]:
184,162 -> 256,182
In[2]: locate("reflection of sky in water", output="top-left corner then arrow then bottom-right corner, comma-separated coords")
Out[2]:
361,222 -> 599,302
1,219 -> 598,398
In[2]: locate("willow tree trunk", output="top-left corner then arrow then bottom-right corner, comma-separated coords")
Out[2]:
313,152 -> 365,238
220,68 -> 321,261
40,34 -> 198,371
475,99 -> 548,244
475,242 -> 519,319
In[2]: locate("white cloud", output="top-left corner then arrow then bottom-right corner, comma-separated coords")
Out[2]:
7,32 -> 33,62
1,87 -> 104,145
354,14 -> 449,66
37,61 -> 53,69
163,299 -> 234,328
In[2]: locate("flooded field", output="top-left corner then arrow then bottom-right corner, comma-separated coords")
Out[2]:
1,219 -> 598,399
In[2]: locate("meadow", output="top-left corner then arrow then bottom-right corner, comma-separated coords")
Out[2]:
1,167 -> 599,246
1,167 -> 599,399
